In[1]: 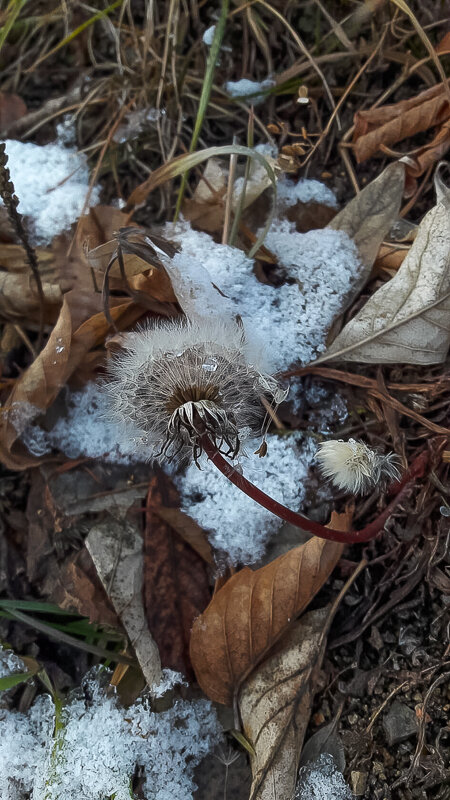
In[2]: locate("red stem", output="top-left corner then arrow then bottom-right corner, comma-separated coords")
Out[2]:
201,436 -> 428,544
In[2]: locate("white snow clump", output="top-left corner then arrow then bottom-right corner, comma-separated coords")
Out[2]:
177,432 -> 316,565
225,78 -> 275,104
277,175 -> 338,208
202,24 -> 216,45
165,218 -> 361,370
0,680 -> 220,800
0,645 -> 26,679
1,139 -> 100,244
295,754 -> 352,800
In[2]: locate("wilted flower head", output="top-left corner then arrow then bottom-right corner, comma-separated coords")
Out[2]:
105,316 -> 287,463
316,438 -> 401,495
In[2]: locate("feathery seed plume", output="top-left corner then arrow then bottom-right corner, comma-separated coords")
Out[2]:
105,317 -> 287,463
316,438 -> 401,495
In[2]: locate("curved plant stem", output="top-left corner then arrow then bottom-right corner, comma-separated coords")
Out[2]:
201,435 -> 428,544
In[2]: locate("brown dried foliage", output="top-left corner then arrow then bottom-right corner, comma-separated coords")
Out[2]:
190,513 -> 350,706
352,83 -> 450,191
144,469 -> 211,677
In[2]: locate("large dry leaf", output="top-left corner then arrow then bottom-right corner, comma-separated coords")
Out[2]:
239,607 -> 331,800
87,517 -> 162,687
190,517 -> 347,706
353,83 -> 450,163
144,471 -> 211,677
328,161 -> 405,293
315,173 -> 450,365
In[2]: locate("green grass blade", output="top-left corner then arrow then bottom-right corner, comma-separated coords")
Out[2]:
0,671 -> 33,691
174,0 -> 230,218
6,608 -> 134,664
0,0 -> 28,54
0,599 -> 76,615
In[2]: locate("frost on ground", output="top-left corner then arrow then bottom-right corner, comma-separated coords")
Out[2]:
2,139 -> 100,243
295,754 -> 352,800
177,432 -> 316,565
165,218 -> 361,370
0,678 -> 220,800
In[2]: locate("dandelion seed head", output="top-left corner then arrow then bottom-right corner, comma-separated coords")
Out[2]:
316,438 -> 401,495
105,316 -> 287,463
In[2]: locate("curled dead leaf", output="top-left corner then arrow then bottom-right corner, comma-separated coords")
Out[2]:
0,298 -> 143,469
240,607 -> 331,800
328,161 -> 405,294
87,517 -> 161,687
190,513 -> 349,706
353,83 -> 450,163
316,167 -> 450,365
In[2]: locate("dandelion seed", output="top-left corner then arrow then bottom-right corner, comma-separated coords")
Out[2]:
316,438 -> 401,495
105,316 -> 287,464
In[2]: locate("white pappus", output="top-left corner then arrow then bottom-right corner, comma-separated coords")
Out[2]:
316,438 -> 401,495
104,316 -> 287,463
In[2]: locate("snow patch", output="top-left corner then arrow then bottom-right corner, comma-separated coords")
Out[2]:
1,139 -> 100,244
295,754 -> 352,800
16,384 -> 150,465
0,646 -> 25,680
0,680 -> 220,800
225,78 -> 275,104
277,176 -> 337,208
177,432 -> 316,565
202,25 -> 216,45
165,219 -> 361,370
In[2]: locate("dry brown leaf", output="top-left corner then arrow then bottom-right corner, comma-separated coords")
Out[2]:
183,154 -> 277,235
182,158 -> 227,233
435,32 -> 450,55
0,298 -> 143,469
373,243 -> 409,276
0,271 -> 62,324
239,607 -> 331,800
87,517 -> 162,687
328,161 -> 405,292
315,169 -> 450,366
353,83 -> 450,163
144,471 -> 211,677
51,546 -> 120,628
190,514 -> 348,706
0,92 -> 27,131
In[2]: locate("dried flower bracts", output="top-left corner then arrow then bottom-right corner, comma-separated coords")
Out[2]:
316,438 -> 401,494
105,317 -> 286,462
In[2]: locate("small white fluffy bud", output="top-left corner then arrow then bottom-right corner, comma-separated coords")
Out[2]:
104,316 -> 287,463
316,438 -> 401,495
